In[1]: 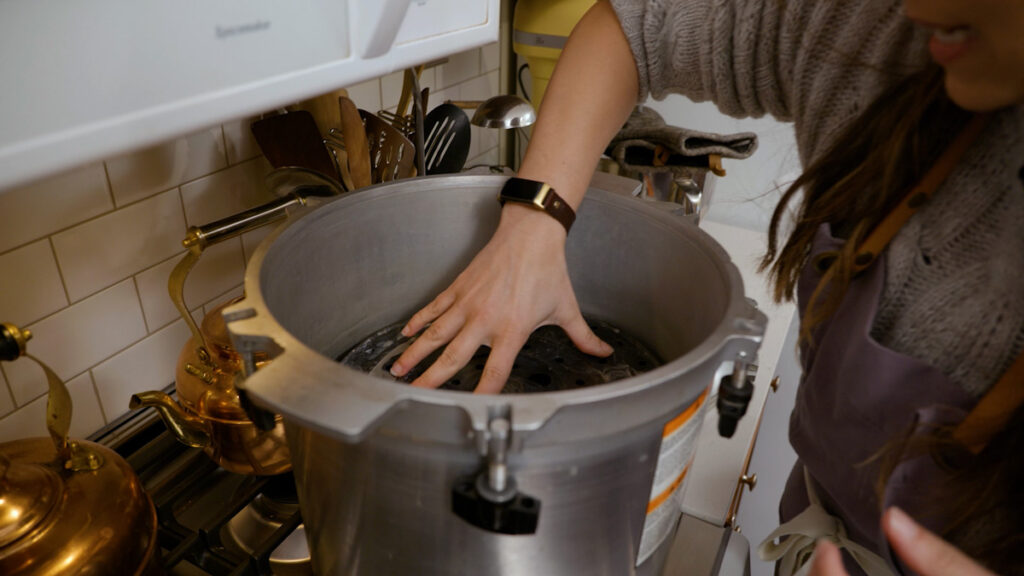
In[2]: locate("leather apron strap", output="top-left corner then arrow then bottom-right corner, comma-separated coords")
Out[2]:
849,113 -> 990,274
822,112 -> 1022,452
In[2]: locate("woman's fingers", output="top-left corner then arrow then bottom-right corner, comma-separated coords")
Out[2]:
883,507 -> 997,576
807,540 -> 849,576
559,307 -> 613,357
474,333 -> 530,394
391,310 -> 465,378
401,290 -> 456,337
409,328 -> 486,389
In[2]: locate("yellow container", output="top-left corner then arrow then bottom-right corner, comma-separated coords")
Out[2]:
513,0 -> 596,108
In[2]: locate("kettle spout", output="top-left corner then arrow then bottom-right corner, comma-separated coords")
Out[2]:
129,391 -> 211,448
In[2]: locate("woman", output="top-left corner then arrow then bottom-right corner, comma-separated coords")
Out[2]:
390,0 -> 1024,573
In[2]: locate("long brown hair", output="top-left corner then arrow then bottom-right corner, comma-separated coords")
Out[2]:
760,64 -> 971,340
760,64 -> 1024,572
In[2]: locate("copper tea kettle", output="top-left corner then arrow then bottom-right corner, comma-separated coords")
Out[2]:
129,168 -> 343,476
0,323 -> 160,575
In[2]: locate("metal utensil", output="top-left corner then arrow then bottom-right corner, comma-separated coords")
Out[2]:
359,110 -> 416,182
250,111 -> 339,181
423,103 -> 471,175
468,94 -> 536,128
377,109 -> 415,136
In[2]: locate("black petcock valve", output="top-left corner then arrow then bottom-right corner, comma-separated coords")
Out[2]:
717,360 -> 755,438
452,415 -> 540,535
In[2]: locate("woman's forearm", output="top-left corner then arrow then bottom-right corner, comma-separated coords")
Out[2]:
516,1 -> 639,210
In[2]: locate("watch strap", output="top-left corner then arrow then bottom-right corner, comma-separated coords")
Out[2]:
499,177 -> 576,233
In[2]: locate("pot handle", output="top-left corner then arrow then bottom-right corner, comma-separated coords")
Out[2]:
170,168 -> 343,364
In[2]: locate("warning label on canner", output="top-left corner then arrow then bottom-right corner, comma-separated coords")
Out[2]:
636,390 -> 709,565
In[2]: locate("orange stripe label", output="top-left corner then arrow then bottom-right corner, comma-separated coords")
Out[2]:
646,463 -> 690,514
662,389 -> 708,438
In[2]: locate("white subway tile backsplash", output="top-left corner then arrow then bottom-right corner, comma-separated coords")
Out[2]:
380,67 -> 438,112
2,280 -> 146,406
0,239 -> 68,326
0,163 -> 112,254
0,372 -> 105,443
344,79 -> 382,115
467,147 -> 502,169
135,239 -> 246,332
222,117 -> 262,165
481,42 -> 501,73
436,48 -> 480,89
380,71 -> 405,112
0,369 -> 13,418
53,190 -> 186,302
92,319 -> 190,423
180,158 -> 274,226
460,70 -> 501,102
106,128 -> 227,207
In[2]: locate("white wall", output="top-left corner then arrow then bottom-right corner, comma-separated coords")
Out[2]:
644,95 -> 801,235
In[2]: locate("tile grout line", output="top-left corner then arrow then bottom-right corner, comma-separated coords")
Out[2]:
0,364 -> 15,416
219,125 -> 230,167
101,161 -> 118,208
133,275 -> 154,334
86,370 -> 110,425
47,236 -> 73,305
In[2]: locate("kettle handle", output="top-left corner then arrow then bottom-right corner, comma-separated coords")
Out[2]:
169,167 -> 343,364
0,322 -> 102,471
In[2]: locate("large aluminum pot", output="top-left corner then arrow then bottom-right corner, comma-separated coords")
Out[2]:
224,175 -> 766,576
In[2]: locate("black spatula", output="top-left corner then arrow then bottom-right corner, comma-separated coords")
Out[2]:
423,103 -> 471,175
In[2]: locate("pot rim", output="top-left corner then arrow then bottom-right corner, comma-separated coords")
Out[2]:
225,175 -> 765,441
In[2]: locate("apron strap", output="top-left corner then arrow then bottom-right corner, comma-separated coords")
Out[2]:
820,112 -> 1024,450
850,113 -> 990,274
758,467 -> 896,576
953,349 -> 1024,453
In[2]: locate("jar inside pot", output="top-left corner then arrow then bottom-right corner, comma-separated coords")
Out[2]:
337,317 -> 662,393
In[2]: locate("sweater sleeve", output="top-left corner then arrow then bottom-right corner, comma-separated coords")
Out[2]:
608,0 -> 931,161
609,0 -> 798,120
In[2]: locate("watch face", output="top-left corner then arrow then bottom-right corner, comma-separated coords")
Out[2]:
500,178 -> 550,208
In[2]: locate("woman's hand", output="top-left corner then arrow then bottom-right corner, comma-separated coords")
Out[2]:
388,204 -> 612,393
807,507 -> 997,576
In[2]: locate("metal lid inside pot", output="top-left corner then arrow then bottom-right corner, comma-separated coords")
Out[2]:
338,318 -> 661,393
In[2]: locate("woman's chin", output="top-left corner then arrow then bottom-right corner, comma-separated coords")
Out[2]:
944,72 -> 1024,112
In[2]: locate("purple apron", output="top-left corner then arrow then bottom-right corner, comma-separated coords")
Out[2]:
776,224 -> 978,575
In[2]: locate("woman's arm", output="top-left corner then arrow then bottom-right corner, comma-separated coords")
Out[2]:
389,1 -> 639,392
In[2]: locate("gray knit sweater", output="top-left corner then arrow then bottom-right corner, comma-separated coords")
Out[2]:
610,0 -> 1024,397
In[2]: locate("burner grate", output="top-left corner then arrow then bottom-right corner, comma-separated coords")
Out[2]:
109,413 -> 305,575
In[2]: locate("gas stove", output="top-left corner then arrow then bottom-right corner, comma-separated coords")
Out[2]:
91,386 -> 310,576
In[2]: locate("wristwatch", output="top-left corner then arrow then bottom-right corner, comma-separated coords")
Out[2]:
498,177 -> 576,233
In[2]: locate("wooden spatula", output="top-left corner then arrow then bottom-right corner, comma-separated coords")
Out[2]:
338,96 -> 373,189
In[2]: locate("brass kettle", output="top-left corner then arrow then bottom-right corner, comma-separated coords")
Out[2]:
0,323 -> 161,575
131,295 -> 291,476
130,168 -> 343,475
